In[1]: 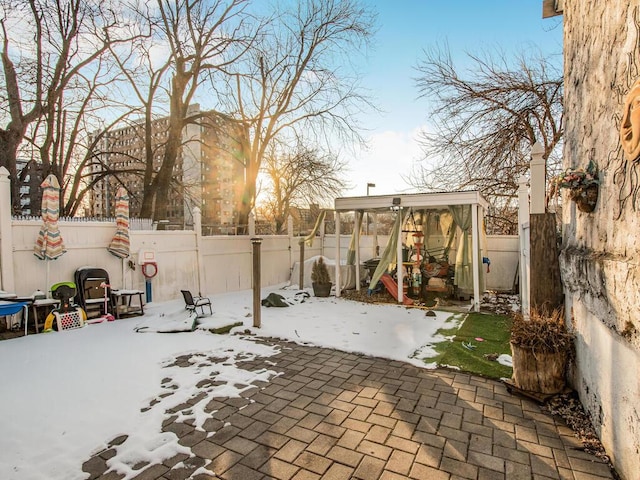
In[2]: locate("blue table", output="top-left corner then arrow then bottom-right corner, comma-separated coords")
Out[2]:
0,301 -> 30,336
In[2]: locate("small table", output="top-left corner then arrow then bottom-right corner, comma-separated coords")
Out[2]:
111,290 -> 145,319
31,299 -> 60,333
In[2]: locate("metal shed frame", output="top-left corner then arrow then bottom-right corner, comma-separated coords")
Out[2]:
333,191 -> 489,312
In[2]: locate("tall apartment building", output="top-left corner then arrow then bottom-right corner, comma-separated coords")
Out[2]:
16,158 -> 44,216
90,105 -> 244,231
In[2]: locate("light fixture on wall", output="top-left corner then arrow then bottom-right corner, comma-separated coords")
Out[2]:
390,197 -> 401,211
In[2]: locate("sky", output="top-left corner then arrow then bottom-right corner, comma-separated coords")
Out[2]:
3,1 -> 563,213
0,285 -> 514,480
342,1 -> 563,197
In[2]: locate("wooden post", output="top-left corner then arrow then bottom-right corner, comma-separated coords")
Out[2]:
529,213 -> 563,312
251,237 -> 262,328
299,239 -> 305,289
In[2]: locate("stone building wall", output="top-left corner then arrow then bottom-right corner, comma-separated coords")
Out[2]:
561,2 -> 640,478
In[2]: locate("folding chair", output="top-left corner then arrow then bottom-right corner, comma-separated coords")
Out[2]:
181,290 -> 212,317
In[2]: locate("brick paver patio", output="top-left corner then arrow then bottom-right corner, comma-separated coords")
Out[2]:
82,339 -> 614,479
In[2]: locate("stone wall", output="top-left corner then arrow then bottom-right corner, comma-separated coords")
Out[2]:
561,2 -> 640,478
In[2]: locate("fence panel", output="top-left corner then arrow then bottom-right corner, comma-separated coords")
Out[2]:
8,222 -> 280,302
485,235 -> 519,292
4,216 -> 520,304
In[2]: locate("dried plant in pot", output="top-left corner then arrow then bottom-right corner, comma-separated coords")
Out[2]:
311,257 -> 332,297
510,307 -> 575,395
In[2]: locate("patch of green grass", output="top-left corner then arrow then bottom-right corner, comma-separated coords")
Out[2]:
433,315 -> 465,337
424,312 -> 513,379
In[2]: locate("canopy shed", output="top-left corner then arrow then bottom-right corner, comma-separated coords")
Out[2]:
333,191 -> 490,312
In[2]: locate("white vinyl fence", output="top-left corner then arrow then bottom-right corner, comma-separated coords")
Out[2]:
2,218 -> 321,303
0,168 -> 518,304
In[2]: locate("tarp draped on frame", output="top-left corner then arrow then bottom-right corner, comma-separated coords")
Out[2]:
448,205 -> 486,292
346,213 -> 364,265
366,206 -> 482,293
448,205 -> 473,292
367,210 -> 408,291
334,191 -> 488,311
302,210 -> 327,247
422,210 -> 454,261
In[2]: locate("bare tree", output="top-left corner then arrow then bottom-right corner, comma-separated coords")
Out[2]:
410,46 -> 563,232
214,0 -> 376,231
145,0 -> 252,221
0,0 -> 129,213
104,4 -> 173,218
261,141 -> 349,233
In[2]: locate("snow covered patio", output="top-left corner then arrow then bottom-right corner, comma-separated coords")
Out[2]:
0,288 -> 613,480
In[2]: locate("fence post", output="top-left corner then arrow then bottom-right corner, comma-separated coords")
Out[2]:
518,175 -> 530,318
530,141 -> 546,214
0,167 -> 15,292
287,215 -> 293,237
518,175 -> 530,229
334,211 -> 341,297
251,237 -> 262,328
248,211 -> 255,237
354,210 -> 361,291
194,207 -> 205,294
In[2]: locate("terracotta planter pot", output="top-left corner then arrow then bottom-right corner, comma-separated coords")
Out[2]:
510,342 -> 567,394
569,184 -> 598,212
312,282 -> 332,297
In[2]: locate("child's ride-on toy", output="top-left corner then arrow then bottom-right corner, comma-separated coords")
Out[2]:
43,282 -> 87,332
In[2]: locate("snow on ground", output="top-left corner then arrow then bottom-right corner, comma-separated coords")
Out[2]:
0,286 -> 463,480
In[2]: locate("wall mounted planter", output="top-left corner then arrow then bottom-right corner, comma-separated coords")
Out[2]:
569,183 -> 599,212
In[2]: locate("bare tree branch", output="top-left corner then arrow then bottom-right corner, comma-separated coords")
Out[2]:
0,0 -> 140,213
260,139 -> 350,232
212,0 -> 376,231
148,0 -> 252,221
409,45 -> 563,233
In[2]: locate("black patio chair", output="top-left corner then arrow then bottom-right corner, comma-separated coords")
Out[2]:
181,290 -> 212,317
